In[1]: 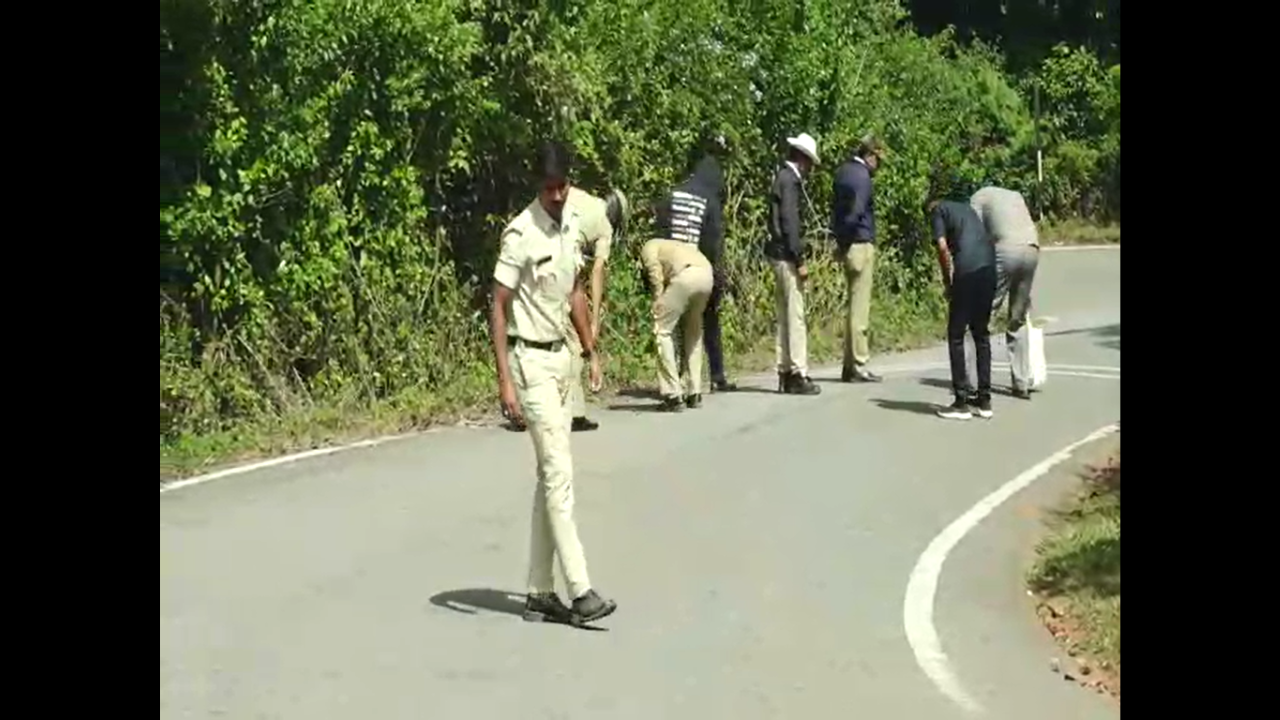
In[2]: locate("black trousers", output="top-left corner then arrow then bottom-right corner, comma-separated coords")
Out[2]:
947,265 -> 997,401
703,267 -> 728,382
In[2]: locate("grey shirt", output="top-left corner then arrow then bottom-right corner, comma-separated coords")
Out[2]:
969,186 -> 1039,248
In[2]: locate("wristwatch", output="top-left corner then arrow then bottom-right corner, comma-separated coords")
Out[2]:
581,347 -> 596,359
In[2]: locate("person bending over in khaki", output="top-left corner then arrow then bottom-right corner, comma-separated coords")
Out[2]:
489,140 -> 617,627
561,185 -> 629,431
639,237 -> 715,411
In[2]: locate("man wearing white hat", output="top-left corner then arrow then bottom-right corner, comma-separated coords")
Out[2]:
763,133 -> 821,395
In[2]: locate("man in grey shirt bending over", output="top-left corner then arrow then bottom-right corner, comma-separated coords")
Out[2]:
970,186 -> 1040,399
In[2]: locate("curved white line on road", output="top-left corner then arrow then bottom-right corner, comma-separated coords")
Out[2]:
903,418 -> 1122,715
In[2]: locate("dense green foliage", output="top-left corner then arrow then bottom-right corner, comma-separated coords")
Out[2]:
909,0 -> 1120,72
159,0 -> 1120,464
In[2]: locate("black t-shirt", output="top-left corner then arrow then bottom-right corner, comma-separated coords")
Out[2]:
930,200 -> 995,277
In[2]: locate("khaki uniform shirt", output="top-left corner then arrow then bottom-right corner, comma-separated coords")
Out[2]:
970,186 -> 1039,248
567,186 -> 614,265
640,238 -> 711,295
492,198 -> 585,344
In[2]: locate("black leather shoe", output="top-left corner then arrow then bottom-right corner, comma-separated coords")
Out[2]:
842,367 -> 882,383
794,375 -> 821,395
571,416 -> 599,432
657,397 -> 684,412
685,393 -> 702,409
783,373 -> 821,395
523,592 -> 572,622
570,589 -> 617,625
711,378 -> 737,392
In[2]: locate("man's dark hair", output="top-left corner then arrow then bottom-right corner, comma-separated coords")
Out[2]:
857,134 -> 886,159
925,165 -> 953,206
535,141 -> 573,182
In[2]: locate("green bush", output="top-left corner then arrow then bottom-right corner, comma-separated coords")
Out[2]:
159,0 -> 1120,468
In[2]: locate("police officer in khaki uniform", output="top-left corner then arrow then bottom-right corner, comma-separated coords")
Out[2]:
561,185 -> 628,431
639,237 -> 715,411
489,141 -> 617,626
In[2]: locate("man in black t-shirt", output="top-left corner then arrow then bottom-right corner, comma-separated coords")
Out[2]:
924,196 -> 998,420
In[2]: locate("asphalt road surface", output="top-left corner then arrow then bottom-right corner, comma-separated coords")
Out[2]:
160,246 -> 1121,720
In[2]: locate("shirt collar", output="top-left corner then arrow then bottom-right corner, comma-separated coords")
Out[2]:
852,156 -> 868,167
784,161 -> 803,180
531,197 -> 577,233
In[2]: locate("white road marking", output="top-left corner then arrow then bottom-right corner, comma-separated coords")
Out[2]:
1039,244 -> 1120,253
902,419 -> 1122,714
159,434 -> 416,494
879,361 -> 1118,376
1048,370 -> 1120,380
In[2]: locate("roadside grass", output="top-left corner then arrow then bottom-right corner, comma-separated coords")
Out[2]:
1039,218 -> 1120,246
160,315 -> 947,481
1028,445 -> 1120,697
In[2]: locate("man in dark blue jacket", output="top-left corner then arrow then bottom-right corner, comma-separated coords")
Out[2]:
830,135 -> 888,383
653,152 -> 736,393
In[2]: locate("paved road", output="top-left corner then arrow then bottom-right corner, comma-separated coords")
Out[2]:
160,247 -> 1120,719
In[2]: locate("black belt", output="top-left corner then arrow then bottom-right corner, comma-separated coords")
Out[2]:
510,336 -> 563,352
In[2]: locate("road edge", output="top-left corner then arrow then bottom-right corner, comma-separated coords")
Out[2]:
902,421 -> 1121,715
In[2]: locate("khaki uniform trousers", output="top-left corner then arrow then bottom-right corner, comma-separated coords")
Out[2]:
839,243 -> 877,371
509,342 -> 592,599
771,259 -> 808,376
655,264 -> 715,398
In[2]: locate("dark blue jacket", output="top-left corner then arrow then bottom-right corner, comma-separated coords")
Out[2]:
830,158 -> 875,248
764,164 -> 805,265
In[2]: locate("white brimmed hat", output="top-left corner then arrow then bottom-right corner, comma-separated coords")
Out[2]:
786,133 -> 820,165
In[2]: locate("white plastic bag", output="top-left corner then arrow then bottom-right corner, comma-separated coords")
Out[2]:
1008,316 -> 1047,390
1025,318 -> 1047,390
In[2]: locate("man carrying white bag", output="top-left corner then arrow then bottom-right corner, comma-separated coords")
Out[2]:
970,185 -> 1042,399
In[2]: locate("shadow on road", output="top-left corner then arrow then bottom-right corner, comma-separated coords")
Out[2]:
917,377 -> 1019,397
428,588 -> 609,631
724,385 -> 780,395
606,402 -> 671,413
870,398 -> 940,415
430,588 -> 527,616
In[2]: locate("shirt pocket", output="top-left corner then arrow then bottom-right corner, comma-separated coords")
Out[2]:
530,247 -> 569,301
